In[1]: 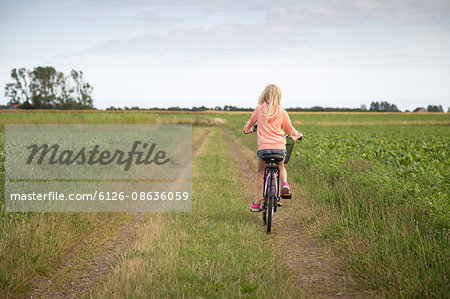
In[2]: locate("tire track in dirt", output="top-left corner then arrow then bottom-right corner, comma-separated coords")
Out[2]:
221,128 -> 378,298
25,128 -> 211,299
26,214 -> 146,299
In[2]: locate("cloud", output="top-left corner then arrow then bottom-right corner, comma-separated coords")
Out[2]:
71,0 -> 450,20
87,23 -> 306,56
266,0 -> 450,27
130,11 -> 184,23
73,0 -> 296,11
82,0 -> 450,62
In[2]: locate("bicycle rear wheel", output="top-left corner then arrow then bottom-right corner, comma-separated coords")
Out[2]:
266,195 -> 274,234
262,204 -> 267,225
266,174 -> 276,234
262,173 -> 269,226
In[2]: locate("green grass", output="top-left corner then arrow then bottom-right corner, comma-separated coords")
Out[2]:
91,128 -> 302,298
0,111 -> 228,129
0,128 -> 131,296
1,111 -> 449,297
2,110 -> 448,127
234,123 -> 449,297
0,127 -> 125,297
0,123 -> 209,297
294,125 -> 448,297
288,112 -> 449,124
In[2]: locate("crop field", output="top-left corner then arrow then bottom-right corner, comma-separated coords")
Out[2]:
0,111 -> 448,298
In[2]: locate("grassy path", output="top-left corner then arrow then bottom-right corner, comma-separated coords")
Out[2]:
19,128 -> 210,298
20,126 -> 376,298
222,128 -> 378,298
91,128 -> 302,298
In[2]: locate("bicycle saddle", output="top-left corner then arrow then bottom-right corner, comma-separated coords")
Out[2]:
260,153 -> 284,163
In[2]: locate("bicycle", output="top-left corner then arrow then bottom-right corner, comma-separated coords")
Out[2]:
243,124 -> 301,234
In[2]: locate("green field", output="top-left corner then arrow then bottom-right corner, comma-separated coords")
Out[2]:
0,111 -> 448,298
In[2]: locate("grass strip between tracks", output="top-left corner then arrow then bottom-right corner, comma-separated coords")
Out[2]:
91,128 -> 302,298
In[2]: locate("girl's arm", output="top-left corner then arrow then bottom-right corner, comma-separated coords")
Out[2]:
243,106 -> 259,133
282,109 -> 302,140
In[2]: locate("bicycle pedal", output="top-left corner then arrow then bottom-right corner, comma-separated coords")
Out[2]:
281,193 -> 292,199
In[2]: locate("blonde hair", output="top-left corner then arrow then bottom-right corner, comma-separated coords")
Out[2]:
258,84 -> 281,123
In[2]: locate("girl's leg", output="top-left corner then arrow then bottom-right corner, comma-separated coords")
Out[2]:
279,159 -> 287,183
254,158 -> 265,203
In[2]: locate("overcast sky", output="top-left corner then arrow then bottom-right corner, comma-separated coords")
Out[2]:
1,0 -> 449,110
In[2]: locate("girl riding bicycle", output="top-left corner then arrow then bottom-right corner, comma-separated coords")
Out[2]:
243,84 -> 303,212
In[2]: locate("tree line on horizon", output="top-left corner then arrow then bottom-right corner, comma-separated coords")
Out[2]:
105,102 -> 446,113
3,66 -> 446,112
4,67 -> 93,109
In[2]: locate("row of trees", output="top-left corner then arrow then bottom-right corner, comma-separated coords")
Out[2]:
269,102 -> 398,112
105,102 -> 447,112
426,105 -> 444,112
106,105 -> 254,111
291,102 -> 443,113
4,67 -> 94,109
105,102 -> 398,112
367,101 -> 400,112
287,106 -> 366,112
106,105 -> 222,111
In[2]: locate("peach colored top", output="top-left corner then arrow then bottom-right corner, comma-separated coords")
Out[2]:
244,103 -> 301,150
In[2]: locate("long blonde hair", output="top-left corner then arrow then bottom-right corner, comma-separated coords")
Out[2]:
258,84 -> 281,123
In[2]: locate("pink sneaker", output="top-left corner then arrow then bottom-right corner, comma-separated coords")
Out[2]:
250,199 -> 263,212
281,182 -> 291,195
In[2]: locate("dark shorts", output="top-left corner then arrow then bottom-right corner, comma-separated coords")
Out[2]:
257,149 -> 287,160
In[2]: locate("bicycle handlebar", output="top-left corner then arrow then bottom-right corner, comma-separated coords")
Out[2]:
243,124 -> 303,141
242,124 -> 257,134
289,135 -> 303,141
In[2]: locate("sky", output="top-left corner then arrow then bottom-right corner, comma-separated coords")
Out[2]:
1,0 -> 449,111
